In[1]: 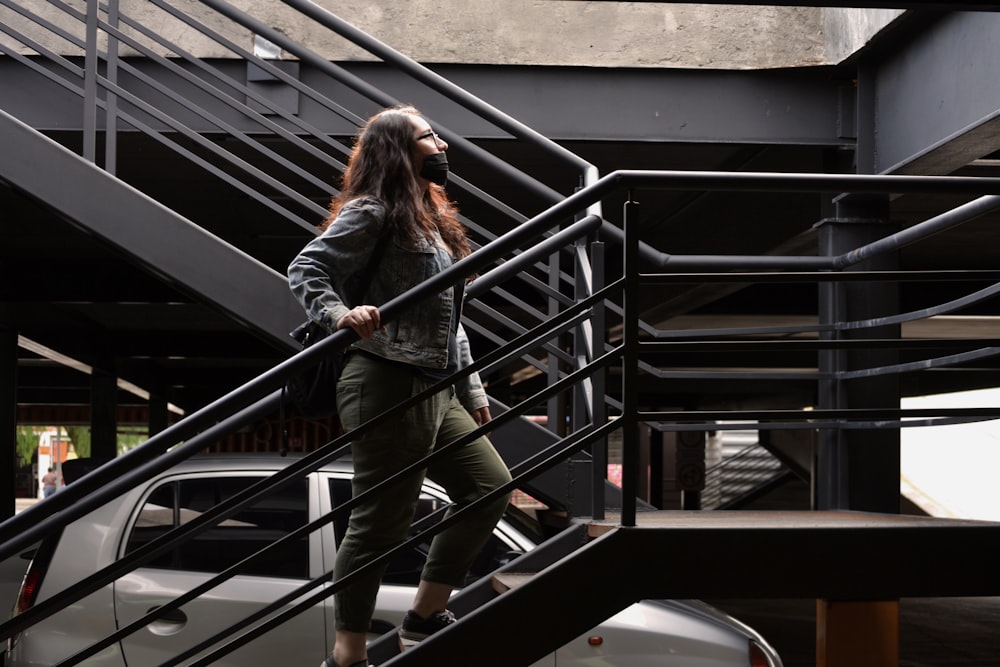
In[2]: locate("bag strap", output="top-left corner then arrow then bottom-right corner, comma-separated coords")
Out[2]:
281,227 -> 391,452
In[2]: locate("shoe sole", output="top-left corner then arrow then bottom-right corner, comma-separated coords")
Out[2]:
398,632 -> 426,652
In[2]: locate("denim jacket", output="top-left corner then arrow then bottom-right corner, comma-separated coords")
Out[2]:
287,197 -> 488,412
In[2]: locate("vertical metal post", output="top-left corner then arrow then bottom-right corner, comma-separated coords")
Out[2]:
547,251 -> 563,436
83,0 -> 100,163
572,240 -> 588,440
816,195 -> 900,512
0,328 -> 17,521
815,193 -> 901,667
149,394 -> 169,436
815,259 -> 848,510
648,427 -> 663,508
90,363 -> 118,462
677,430 -> 706,510
854,61 -> 877,175
621,197 -> 640,527
590,241 -> 607,520
104,0 -> 120,175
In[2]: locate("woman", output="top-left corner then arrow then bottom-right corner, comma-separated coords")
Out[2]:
288,105 -> 512,667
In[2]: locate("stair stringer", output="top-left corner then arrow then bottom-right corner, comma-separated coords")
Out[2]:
366,522 -> 592,665
0,109 -> 304,349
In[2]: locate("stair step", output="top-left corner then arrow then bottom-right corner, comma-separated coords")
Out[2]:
492,572 -> 535,594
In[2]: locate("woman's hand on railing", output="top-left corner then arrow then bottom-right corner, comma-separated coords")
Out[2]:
337,305 -> 383,339
471,406 -> 492,428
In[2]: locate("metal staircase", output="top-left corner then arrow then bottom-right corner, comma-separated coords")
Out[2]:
4,2 -> 1000,666
0,109 -> 303,347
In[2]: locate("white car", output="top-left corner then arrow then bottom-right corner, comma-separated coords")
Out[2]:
5,455 -> 781,667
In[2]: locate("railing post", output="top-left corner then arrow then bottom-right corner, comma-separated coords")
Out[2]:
0,327 -> 16,520
546,249 -> 565,436
104,0 -> 121,175
621,196 -> 640,527
572,242 -> 587,438
83,0 -> 100,163
590,241 -> 607,520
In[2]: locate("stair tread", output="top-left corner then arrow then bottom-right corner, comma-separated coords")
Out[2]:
491,572 -> 535,594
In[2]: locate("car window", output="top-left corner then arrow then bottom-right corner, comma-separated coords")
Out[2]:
328,478 -> 524,586
124,476 -> 309,579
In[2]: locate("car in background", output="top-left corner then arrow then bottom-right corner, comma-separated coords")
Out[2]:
6,455 -> 782,667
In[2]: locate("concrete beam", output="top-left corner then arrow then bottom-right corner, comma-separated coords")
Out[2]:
571,0 -> 998,6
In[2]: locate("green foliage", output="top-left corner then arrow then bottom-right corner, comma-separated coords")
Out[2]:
65,426 -> 91,459
116,431 -> 147,455
15,427 -> 37,466
13,426 -> 147,465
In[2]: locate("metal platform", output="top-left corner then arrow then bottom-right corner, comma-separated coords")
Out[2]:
583,510 -> 1000,600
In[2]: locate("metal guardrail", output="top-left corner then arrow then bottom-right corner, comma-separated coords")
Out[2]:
1,165 -> 1000,661
0,12 -> 612,660
4,2 -> 1000,664
0,0 -> 606,424
0,0 -> 608,243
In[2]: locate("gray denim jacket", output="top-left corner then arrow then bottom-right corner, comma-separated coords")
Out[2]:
287,197 -> 488,412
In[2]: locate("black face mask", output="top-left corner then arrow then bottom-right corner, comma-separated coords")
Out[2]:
420,152 -> 449,186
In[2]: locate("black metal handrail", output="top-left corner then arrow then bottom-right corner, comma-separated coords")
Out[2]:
0,163 -> 996,656
1,24 -> 616,660
3,165 -> 1000,659
0,204 -> 602,558
0,0 -> 608,416
48,287 -> 619,665
4,2 -> 999,664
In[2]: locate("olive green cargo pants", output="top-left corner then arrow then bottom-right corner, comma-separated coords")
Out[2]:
333,352 -> 512,632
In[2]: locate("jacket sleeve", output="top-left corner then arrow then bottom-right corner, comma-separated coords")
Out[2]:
454,323 -> 490,412
287,198 -> 386,332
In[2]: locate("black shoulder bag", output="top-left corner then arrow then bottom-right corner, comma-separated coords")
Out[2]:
285,234 -> 389,420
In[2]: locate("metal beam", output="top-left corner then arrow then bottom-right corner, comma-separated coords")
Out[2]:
871,12 -> 1000,173
0,59 -> 850,147
389,511 -> 1000,667
0,109 -> 303,350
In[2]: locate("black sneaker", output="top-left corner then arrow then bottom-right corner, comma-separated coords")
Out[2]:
398,609 -> 457,650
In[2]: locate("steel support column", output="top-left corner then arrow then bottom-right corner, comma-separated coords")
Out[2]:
816,205 -> 901,510
815,193 -> 901,667
0,327 -> 16,520
149,394 -> 169,436
90,362 -> 118,462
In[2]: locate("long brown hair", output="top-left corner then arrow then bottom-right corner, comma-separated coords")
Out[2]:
322,105 -> 470,259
